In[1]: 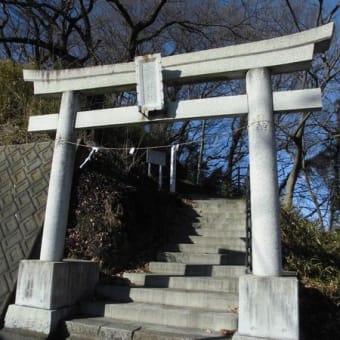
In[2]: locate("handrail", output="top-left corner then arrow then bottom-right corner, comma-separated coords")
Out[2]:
245,166 -> 252,273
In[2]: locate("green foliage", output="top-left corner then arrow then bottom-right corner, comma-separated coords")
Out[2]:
0,60 -> 31,144
281,209 -> 340,340
0,60 -> 58,145
0,60 -> 31,123
281,209 -> 340,297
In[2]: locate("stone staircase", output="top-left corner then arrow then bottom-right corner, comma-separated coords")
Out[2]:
64,197 -> 247,339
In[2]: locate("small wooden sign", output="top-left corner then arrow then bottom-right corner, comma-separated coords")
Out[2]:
146,149 -> 166,166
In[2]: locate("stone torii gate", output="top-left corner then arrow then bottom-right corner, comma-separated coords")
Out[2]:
5,23 -> 334,339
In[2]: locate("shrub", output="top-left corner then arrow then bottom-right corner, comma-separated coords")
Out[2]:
281,209 -> 340,339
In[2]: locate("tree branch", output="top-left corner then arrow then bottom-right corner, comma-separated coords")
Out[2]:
316,0 -> 324,25
0,36 -> 78,63
284,0 -> 301,31
106,0 -> 134,27
136,0 -> 167,32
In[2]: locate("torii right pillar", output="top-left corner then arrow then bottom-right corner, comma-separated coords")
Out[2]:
234,68 -> 299,340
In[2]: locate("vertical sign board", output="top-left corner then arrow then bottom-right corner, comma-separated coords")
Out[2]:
135,54 -> 164,116
146,149 -> 166,190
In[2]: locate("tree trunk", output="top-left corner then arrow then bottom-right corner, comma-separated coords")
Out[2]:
196,119 -> 206,185
225,116 -> 246,193
283,112 -> 311,209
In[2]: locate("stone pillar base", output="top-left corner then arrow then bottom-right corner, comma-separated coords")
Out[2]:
5,304 -> 74,336
233,333 -> 295,340
5,259 -> 99,335
234,275 -> 299,340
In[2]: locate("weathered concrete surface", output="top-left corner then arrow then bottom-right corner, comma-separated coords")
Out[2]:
0,327 -> 51,339
0,142 -> 53,324
233,333 -> 289,340
135,53 -> 164,114
236,275 -> 299,340
122,273 -> 239,292
65,317 -> 232,340
28,88 -> 322,132
148,262 -> 246,277
14,260 -> 99,309
23,23 -> 333,95
5,304 -> 73,336
5,260 -> 99,335
40,92 -> 79,261
247,68 -> 282,276
80,300 -> 238,332
157,251 -> 245,265
96,285 -> 238,310
70,197 -> 244,337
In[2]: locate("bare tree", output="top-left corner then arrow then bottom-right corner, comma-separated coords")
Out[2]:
0,0 -> 338,227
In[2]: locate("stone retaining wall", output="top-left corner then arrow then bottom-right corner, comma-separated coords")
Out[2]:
0,141 -> 53,323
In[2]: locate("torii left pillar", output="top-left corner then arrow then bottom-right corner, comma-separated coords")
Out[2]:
41,91 -> 79,260
5,91 -> 99,336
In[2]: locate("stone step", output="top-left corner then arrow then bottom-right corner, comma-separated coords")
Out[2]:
67,335 -> 95,340
96,285 -> 238,310
194,228 -> 246,238
65,316 -> 233,339
167,227 -> 246,245
176,208 -> 245,220
191,198 -> 245,207
174,210 -> 246,221
171,224 -> 246,238
188,236 -> 246,246
79,301 -> 238,332
0,328 -> 48,340
171,223 -> 245,234
194,206 -> 245,215
190,216 -> 246,231
195,215 -> 246,225
149,262 -> 246,277
165,242 -> 245,253
157,251 -> 245,265
123,273 -> 239,292
193,205 -> 245,214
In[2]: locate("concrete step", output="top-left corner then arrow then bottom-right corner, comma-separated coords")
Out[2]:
166,227 -> 246,245
191,198 -> 245,208
194,228 -> 246,238
193,211 -> 246,225
65,316 -> 233,339
79,301 -> 238,332
0,328 -> 48,340
170,228 -> 246,246
193,206 -> 245,215
157,252 -> 245,265
165,242 -> 245,253
174,210 -> 246,222
96,285 -> 238,310
188,236 -> 245,246
123,273 -> 239,292
149,262 -> 246,277
175,208 -> 245,220
182,220 -> 246,230
194,207 -> 245,215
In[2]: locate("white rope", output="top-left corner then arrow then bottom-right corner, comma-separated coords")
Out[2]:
79,146 -> 99,168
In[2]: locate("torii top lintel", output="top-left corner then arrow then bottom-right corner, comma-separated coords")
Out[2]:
23,23 -> 334,96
